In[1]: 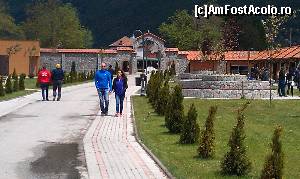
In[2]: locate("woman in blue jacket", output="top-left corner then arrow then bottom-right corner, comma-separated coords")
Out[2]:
112,70 -> 128,116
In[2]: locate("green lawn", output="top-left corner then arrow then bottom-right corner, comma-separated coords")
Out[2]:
0,90 -> 36,101
25,78 -> 38,89
133,97 -> 300,179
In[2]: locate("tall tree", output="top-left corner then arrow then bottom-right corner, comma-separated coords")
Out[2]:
22,0 -> 93,48
159,10 -> 223,51
0,0 -> 24,39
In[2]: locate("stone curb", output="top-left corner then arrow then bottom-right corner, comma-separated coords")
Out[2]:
130,95 -> 175,179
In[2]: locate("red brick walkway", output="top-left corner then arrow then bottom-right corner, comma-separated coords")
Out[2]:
84,76 -> 167,179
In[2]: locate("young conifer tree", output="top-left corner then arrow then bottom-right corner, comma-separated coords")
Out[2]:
19,75 -> 25,90
261,126 -> 284,179
221,109 -> 252,176
12,68 -> 17,80
5,75 -> 13,94
180,103 -> 200,144
13,75 -> 19,92
0,76 -> 5,96
198,106 -> 218,158
167,84 -> 184,133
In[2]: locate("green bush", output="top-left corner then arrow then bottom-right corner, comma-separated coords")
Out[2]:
19,75 -> 25,90
198,106 -> 218,158
152,71 -> 164,107
180,103 -> 200,144
146,71 -> 156,103
0,76 -> 5,96
155,80 -> 170,115
166,84 -> 184,133
13,76 -> 19,92
261,126 -> 284,179
5,75 -> 13,94
221,108 -> 252,176
12,68 -> 17,80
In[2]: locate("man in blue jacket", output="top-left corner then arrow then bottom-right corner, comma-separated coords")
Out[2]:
95,62 -> 112,115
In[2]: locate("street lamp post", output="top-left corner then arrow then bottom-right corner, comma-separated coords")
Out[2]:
133,30 -> 146,96
247,48 -> 254,79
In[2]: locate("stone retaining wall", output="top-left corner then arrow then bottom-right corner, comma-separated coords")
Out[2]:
178,73 -> 248,81
183,89 -> 276,99
178,71 -> 276,99
180,80 -> 270,90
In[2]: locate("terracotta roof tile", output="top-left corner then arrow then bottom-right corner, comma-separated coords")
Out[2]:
116,47 -> 134,51
165,48 -> 179,52
284,46 -> 300,58
109,36 -> 133,47
178,51 -> 189,55
41,48 -> 100,53
136,32 -> 166,42
225,51 -> 259,61
186,51 -> 202,61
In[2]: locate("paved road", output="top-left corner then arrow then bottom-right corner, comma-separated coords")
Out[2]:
0,83 -> 99,179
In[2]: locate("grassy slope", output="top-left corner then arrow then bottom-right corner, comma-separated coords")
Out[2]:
133,96 -> 300,178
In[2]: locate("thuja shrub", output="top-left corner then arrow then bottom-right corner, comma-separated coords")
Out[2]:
0,76 -> 5,96
5,75 -> 13,94
166,84 -> 184,134
19,75 -> 25,90
220,109 -> 252,176
152,71 -> 163,107
155,80 -> 170,116
198,106 -> 218,158
12,68 -> 17,80
261,126 -> 284,179
180,103 -> 200,144
13,75 -> 19,92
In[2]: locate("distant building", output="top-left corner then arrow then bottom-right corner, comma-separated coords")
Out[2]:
40,32 -> 300,79
0,40 -> 40,76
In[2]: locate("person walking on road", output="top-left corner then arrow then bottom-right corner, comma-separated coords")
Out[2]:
278,67 -> 286,97
37,66 -> 51,101
95,63 -> 112,115
51,64 -> 64,101
112,70 -> 128,117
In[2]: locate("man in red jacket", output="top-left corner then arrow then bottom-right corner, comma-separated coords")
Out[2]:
37,66 -> 51,101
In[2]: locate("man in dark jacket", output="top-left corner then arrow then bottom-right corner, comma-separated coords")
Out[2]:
108,65 -> 114,80
51,64 -> 64,101
278,67 -> 286,97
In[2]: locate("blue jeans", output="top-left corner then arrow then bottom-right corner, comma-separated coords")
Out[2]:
115,94 -> 125,113
97,89 -> 109,113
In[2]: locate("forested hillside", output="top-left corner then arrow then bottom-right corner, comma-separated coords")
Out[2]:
4,0 -> 300,48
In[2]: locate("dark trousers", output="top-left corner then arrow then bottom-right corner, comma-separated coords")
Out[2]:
278,81 -> 286,97
40,83 -> 49,100
287,83 -> 293,96
53,80 -> 63,99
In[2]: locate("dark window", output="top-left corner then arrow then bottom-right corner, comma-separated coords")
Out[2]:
0,55 -> 9,76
